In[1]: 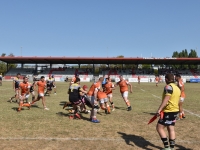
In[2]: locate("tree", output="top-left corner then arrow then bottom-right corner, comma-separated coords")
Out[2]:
0,53 -> 17,75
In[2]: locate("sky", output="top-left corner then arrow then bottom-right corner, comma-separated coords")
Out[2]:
0,0 -> 200,58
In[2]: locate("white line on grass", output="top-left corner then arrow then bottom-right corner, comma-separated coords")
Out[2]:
0,137 -> 200,144
141,89 -> 145,92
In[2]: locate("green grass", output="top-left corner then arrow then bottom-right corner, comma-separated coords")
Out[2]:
0,81 -> 200,150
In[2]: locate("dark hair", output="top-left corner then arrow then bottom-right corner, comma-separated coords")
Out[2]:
165,73 -> 174,83
41,76 -> 45,79
75,77 -> 80,83
175,74 -> 181,78
23,76 -> 28,79
17,73 -> 21,75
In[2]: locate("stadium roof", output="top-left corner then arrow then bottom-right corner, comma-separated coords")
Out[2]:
0,56 -> 200,65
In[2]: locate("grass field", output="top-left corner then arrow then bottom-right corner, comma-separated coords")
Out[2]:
0,81 -> 200,150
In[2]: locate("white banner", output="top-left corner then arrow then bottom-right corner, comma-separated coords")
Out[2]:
80,78 -> 90,82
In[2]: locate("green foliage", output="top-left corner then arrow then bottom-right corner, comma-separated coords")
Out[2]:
171,49 -> 198,69
0,53 -> 17,75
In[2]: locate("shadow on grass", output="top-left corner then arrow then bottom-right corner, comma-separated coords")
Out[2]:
143,112 -> 156,116
117,132 -> 162,150
59,101 -> 66,106
56,112 -> 91,121
114,106 -> 126,110
175,144 -> 193,150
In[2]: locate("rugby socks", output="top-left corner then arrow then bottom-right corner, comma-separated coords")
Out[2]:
32,96 -> 35,101
110,102 -> 114,109
161,138 -> 169,148
107,105 -> 110,113
169,139 -> 175,149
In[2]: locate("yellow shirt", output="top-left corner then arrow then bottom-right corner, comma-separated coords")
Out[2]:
162,83 -> 181,112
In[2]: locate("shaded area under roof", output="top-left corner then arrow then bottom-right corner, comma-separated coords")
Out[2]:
0,56 -> 200,65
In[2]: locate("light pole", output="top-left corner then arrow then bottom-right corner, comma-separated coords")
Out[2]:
21,46 -> 22,56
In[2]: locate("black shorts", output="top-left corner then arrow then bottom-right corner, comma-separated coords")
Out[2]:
47,86 -> 53,91
158,112 -> 179,126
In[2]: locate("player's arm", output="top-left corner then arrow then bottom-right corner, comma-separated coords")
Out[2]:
114,82 -> 119,87
79,88 -> 87,94
128,83 -> 133,93
111,83 -> 115,90
156,95 -> 170,114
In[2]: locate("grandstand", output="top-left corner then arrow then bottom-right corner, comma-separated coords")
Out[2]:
1,56 -> 200,83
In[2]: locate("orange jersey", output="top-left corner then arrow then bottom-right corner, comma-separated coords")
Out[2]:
117,80 -> 129,93
178,79 -> 185,98
19,82 -> 29,95
97,91 -> 107,99
37,81 -> 46,93
87,81 -> 101,96
104,81 -> 114,94
155,77 -> 159,82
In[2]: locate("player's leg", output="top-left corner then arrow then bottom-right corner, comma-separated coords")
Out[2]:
157,124 -> 170,150
41,94 -> 49,110
122,91 -> 131,111
17,95 -> 24,111
108,94 -> 114,111
89,96 -> 100,123
53,85 -> 57,94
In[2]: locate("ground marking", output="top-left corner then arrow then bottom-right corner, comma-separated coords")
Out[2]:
0,137 -> 200,144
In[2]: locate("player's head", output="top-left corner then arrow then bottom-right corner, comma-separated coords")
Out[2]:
23,76 -> 28,82
175,74 -> 181,81
165,73 -> 175,84
99,77 -> 104,82
51,74 -> 54,78
82,85 -> 88,91
75,77 -> 80,84
106,77 -> 110,82
119,75 -> 123,80
17,73 -> 21,78
41,76 -> 45,81
49,74 -> 52,78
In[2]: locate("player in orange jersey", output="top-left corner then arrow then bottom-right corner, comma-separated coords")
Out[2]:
87,77 -> 104,123
155,75 -> 159,87
31,76 -> 49,110
138,76 -> 141,84
17,76 -> 31,112
115,75 -> 132,111
175,74 -> 186,119
97,89 -> 111,114
103,77 -> 115,111
10,73 -> 21,103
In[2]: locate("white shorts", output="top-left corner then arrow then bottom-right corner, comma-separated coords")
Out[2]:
20,94 -> 30,99
180,97 -> 185,102
38,93 -> 44,97
99,98 -> 108,104
121,91 -> 128,98
107,93 -> 113,98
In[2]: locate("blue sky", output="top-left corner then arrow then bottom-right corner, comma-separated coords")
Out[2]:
0,0 -> 200,58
